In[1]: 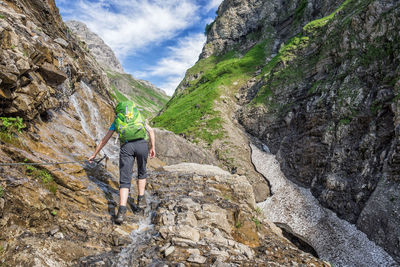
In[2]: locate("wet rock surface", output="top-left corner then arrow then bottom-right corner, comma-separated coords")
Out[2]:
0,0 -> 113,121
1,0 -> 398,265
0,153 -> 327,266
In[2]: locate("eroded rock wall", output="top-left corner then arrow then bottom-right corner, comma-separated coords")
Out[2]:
0,0 -> 120,264
0,0 -> 112,120
236,0 -> 400,261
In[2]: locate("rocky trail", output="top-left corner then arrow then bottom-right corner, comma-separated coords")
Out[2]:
79,163 -> 330,266
1,155 -> 331,266
251,144 -> 398,267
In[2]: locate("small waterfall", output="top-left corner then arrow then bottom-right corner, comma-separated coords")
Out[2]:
80,81 -> 106,143
70,93 -> 92,137
70,82 -> 119,162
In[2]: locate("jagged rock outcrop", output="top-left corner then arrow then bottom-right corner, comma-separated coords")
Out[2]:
65,20 -> 123,73
0,0 -> 112,121
200,0 -> 343,59
0,0 -> 117,264
66,20 -> 170,117
154,0 -> 400,263
238,0 -> 400,262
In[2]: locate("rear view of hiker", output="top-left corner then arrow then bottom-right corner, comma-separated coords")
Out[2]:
89,101 -> 155,224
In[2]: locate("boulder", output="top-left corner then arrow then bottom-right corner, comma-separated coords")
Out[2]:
163,162 -> 230,177
12,94 -> 37,119
15,80 -> 40,97
38,62 -> 67,86
0,88 -> 12,99
154,128 -> 217,165
54,38 -> 68,47
0,65 -> 18,86
15,58 -> 30,74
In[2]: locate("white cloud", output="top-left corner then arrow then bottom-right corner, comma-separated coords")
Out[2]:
141,33 -> 206,95
69,0 -> 201,58
205,0 -> 223,12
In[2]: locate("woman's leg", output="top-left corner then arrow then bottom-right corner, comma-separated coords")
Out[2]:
116,143 -> 135,223
136,140 -> 148,208
137,179 -> 146,196
119,188 -> 130,206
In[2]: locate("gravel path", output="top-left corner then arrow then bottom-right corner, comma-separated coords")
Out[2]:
251,144 -> 398,267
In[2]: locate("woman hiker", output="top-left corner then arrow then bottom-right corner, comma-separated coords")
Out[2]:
89,101 -> 156,224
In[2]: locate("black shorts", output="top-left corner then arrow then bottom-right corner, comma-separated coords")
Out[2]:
119,139 -> 148,189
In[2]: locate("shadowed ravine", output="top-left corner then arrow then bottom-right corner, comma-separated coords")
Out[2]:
251,144 -> 397,266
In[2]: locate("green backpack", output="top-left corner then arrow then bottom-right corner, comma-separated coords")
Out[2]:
114,101 -> 148,143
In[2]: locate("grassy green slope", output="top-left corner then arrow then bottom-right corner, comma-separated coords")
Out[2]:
153,43 -> 267,144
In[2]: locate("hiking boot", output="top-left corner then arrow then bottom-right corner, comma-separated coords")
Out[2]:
115,206 -> 127,224
137,195 -> 146,209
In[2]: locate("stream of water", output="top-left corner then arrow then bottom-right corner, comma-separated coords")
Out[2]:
114,193 -> 160,267
70,82 -> 119,162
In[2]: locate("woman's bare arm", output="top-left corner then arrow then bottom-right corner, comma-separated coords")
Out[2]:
89,130 -> 114,162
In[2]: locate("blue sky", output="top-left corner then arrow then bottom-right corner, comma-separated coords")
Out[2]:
55,0 -> 223,95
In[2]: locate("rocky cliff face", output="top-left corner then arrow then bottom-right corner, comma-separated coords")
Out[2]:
65,20 -> 124,73
155,0 -> 400,263
0,0 -> 112,120
66,20 -> 170,118
239,0 -> 400,262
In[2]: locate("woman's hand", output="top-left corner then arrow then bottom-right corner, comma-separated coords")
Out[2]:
88,154 -> 96,163
149,147 -> 156,159
89,130 -> 114,163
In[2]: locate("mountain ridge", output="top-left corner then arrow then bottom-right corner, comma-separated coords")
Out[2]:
65,20 -> 124,73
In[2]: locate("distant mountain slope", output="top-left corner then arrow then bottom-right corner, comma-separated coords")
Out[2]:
66,20 -> 169,118
106,71 -> 170,118
65,20 -> 124,73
